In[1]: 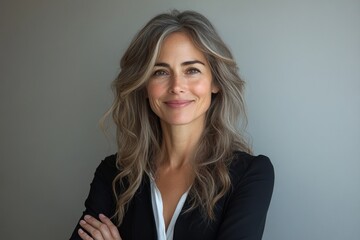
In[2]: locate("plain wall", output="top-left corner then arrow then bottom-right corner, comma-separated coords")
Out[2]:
1,0 -> 359,239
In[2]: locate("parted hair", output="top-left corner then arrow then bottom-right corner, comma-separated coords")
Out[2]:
103,9 -> 252,225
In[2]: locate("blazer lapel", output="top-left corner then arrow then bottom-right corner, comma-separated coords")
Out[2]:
131,175 -> 157,240
119,175 -> 157,240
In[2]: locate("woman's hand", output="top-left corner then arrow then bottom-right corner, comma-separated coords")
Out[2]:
78,214 -> 122,240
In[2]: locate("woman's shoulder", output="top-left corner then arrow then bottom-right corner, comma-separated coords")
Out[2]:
232,151 -> 273,168
94,153 -> 119,182
229,151 -> 274,183
100,153 -> 118,168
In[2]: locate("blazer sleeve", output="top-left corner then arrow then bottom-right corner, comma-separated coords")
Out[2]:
69,155 -> 118,240
216,155 -> 275,240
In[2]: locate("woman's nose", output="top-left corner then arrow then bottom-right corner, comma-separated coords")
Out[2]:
168,73 -> 186,94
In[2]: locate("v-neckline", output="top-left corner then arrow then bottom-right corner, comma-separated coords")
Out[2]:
150,178 -> 189,239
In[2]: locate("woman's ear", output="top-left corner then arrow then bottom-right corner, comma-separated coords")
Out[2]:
211,77 -> 220,93
211,84 -> 220,94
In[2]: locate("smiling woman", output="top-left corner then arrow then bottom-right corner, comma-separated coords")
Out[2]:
147,32 -> 218,127
70,10 -> 274,240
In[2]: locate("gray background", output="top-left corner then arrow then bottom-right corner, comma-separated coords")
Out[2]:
1,0 -> 359,239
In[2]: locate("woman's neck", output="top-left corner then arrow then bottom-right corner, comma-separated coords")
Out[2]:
159,120 -> 205,169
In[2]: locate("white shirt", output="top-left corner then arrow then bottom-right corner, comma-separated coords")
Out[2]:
150,178 -> 188,240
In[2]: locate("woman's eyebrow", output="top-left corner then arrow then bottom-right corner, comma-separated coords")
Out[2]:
154,62 -> 169,67
182,60 -> 205,66
154,60 -> 205,67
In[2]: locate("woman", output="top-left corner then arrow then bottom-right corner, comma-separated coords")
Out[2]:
70,10 -> 274,240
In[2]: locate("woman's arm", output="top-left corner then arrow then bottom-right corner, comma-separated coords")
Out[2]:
69,155 -> 119,240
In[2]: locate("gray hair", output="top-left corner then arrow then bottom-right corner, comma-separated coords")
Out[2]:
103,9 -> 251,225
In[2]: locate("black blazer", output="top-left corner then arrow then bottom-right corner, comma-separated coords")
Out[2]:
70,151 -> 274,240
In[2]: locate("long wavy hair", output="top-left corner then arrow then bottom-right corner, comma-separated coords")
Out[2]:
103,10 -> 252,225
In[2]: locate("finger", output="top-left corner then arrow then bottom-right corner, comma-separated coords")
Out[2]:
81,215 -> 113,240
79,219 -> 103,240
99,214 -> 122,240
78,228 -> 94,240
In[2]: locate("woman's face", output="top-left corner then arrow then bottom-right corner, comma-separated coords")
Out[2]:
147,32 -> 218,127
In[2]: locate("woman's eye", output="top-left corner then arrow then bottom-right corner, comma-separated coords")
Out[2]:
153,70 -> 168,76
187,68 -> 200,74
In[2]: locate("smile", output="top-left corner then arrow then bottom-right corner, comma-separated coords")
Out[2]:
164,100 -> 193,108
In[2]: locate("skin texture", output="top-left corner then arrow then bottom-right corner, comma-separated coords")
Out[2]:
147,32 -> 218,128
78,32 -> 219,239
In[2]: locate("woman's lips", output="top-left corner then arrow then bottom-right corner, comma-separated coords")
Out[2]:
164,100 -> 193,108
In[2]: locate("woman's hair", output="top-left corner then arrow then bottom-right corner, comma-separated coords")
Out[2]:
103,9 -> 252,225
